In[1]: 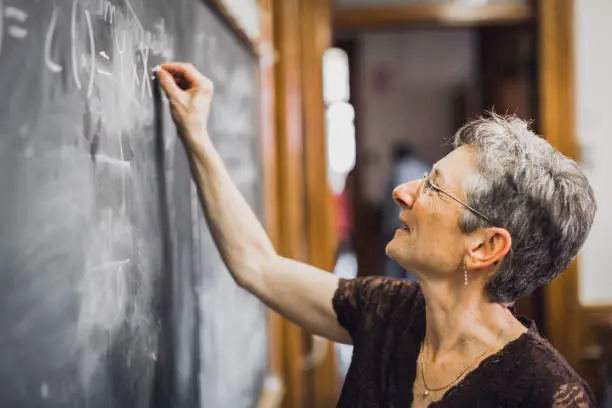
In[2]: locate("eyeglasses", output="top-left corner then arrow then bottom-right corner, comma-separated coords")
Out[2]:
420,172 -> 494,225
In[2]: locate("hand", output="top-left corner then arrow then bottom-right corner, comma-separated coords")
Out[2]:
157,62 -> 214,148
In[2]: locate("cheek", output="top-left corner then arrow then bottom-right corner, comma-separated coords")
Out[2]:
418,207 -> 465,255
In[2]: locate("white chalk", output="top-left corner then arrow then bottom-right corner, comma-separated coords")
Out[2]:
151,65 -> 162,80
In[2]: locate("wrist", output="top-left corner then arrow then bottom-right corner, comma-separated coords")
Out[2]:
186,133 -> 220,172
183,126 -> 212,150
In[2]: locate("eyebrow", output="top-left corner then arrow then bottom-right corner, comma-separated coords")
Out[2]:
431,165 -> 445,185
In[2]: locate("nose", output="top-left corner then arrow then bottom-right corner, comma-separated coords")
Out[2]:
392,179 -> 420,209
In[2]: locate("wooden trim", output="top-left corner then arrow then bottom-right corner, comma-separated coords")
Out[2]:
334,3 -> 534,30
257,1 -> 285,407
583,304 -> 612,314
300,0 -> 339,406
272,0 -> 307,406
537,0 -> 580,367
207,0 -> 260,55
259,2 -> 278,273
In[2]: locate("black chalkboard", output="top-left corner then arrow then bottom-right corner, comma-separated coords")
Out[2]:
0,1 -> 265,407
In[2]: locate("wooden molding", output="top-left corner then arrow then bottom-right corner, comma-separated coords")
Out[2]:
537,0 -> 580,367
300,0 -> 340,406
272,0 -> 308,407
334,3 -> 534,30
257,1 -> 286,407
207,0 -> 261,55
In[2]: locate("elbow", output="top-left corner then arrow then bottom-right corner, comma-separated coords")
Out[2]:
233,249 -> 277,291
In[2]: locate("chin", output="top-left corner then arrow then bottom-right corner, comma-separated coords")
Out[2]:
384,240 -> 397,258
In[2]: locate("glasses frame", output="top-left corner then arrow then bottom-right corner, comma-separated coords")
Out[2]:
421,172 -> 495,226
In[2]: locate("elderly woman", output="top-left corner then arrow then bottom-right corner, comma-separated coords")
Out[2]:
157,63 -> 597,407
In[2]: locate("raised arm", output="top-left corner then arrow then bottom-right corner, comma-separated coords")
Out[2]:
156,63 -> 351,344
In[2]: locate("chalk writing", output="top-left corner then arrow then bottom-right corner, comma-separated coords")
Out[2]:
96,67 -> 112,76
4,6 -> 27,21
84,9 -> 95,97
70,0 -> 81,89
44,8 -> 62,73
140,48 -> 151,98
103,0 -> 115,25
40,382 -> 49,399
0,1 -> 28,54
95,153 -> 131,169
0,0 -> 172,103
90,258 -> 131,272
123,0 -> 143,32
5,6 -> 27,39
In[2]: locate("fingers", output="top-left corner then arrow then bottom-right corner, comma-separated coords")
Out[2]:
157,69 -> 182,100
159,62 -> 213,93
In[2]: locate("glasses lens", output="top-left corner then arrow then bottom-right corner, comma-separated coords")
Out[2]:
421,173 -> 430,196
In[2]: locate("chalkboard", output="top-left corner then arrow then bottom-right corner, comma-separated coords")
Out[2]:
0,1 -> 265,408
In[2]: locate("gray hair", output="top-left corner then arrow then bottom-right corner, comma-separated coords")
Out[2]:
453,114 -> 597,303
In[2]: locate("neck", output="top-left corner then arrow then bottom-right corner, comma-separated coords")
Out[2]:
419,276 -> 512,360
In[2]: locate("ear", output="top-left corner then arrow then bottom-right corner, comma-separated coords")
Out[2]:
464,227 -> 512,270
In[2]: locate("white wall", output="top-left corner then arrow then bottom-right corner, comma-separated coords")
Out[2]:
575,0 -> 612,306
355,29 -> 478,205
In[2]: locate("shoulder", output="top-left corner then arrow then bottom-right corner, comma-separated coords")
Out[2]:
501,329 -> 596,407
334,276 -> 421,314
332,276 -> 423,338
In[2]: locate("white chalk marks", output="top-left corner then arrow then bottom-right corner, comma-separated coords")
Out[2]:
5,0 -> 173,104
70,0 -> 81,89
95,153 -> 131,169
5,6 -> 28,39
0,1 -> 29,54
44,8 -> 62,73
90,257 -> 131,272
96,67 -> 112,77
139,48 -> 151,98
84,10 -> 94,97
4,6 -> 27,21
103,0 -> 115,25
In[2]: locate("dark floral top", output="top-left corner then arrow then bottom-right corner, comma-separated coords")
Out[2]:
332,276 -> 595,407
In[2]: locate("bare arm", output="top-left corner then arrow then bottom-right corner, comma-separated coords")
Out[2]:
157,63 -> 351,344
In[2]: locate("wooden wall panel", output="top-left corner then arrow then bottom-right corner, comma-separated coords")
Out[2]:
257,1 -> 286,407
300,0 -> 340,406
537,5 -> 612,398
259,0 -> 338,406
272,0 -> 307,407
334,3 -> 533,30
537,0 -> 581,368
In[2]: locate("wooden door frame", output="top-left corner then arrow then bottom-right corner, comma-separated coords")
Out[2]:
538,1 -> 612,391
330,0 -> 591,378
333,3 -> 533,30
537,0 -> 581,367
260,1 -> 339,407
262,0 -> 599,403
300,0 -> 340,407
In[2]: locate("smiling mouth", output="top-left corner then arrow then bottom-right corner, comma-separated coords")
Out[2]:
398,223 -> 410,233
399,217 -> 410,232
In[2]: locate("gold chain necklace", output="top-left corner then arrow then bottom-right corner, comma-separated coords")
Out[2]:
419,327 -> 504,398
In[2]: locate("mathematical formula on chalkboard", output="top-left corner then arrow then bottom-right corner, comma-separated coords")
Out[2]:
0,0 -> 175,101
0,2 -> 264,406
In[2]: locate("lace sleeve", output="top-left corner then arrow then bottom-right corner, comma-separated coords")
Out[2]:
552,382 -> 593,408
332,276 -> 418,340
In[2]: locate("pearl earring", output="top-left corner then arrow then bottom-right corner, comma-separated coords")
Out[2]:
464,266 -> 468,286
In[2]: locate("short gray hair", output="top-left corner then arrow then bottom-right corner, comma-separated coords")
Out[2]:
454,114 -> 597,303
